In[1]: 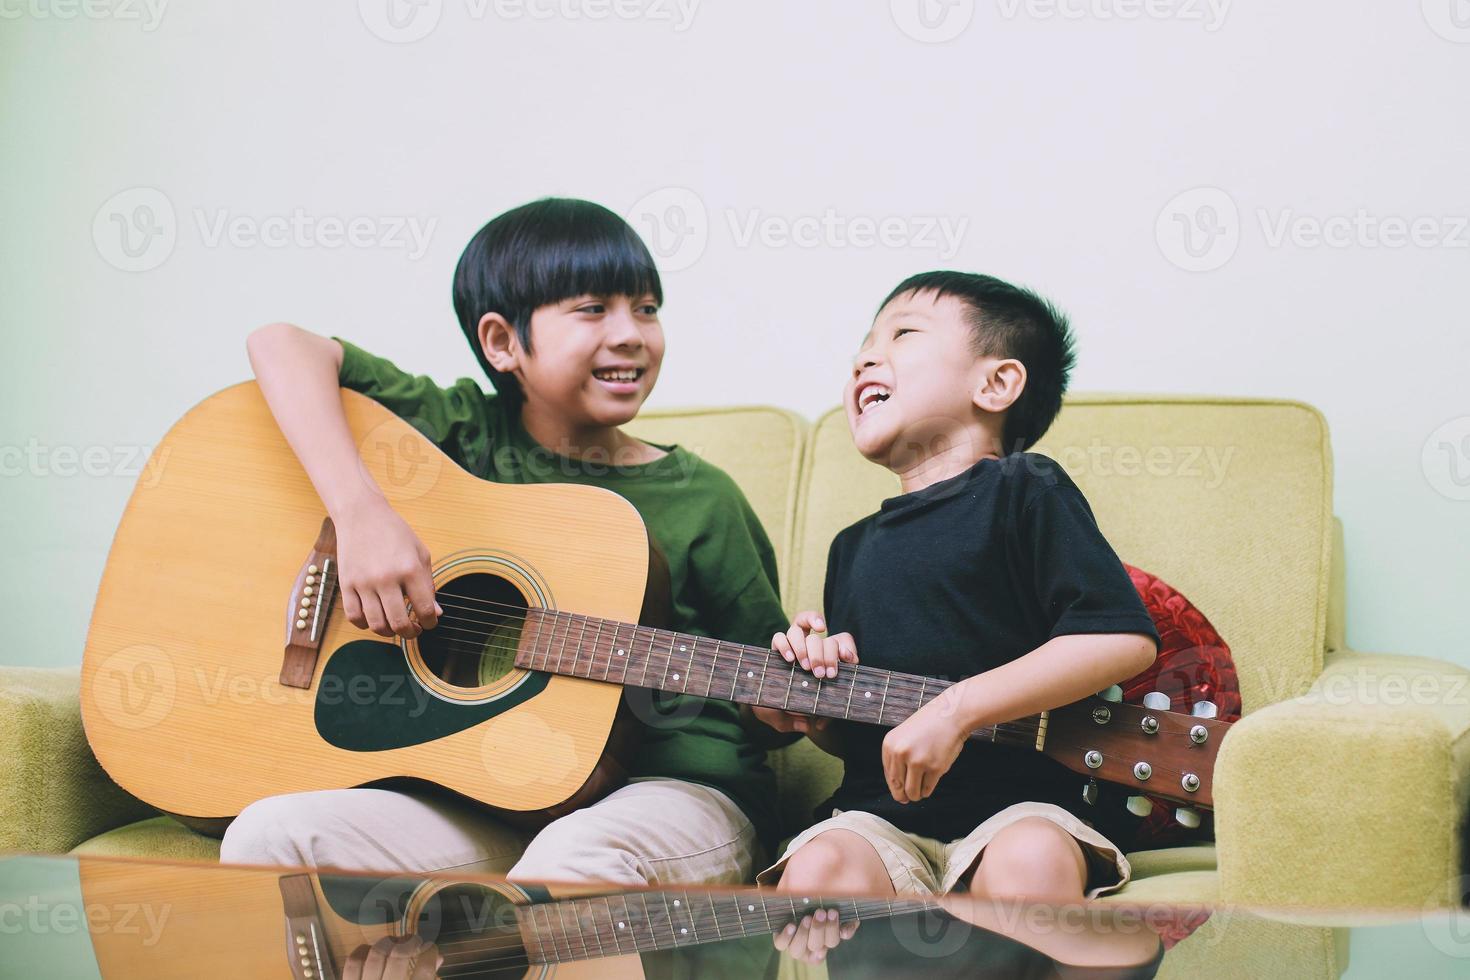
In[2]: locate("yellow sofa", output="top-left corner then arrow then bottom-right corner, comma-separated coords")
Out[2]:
3,394 -> 1466,976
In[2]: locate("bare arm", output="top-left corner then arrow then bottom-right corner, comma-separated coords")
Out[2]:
245,323 -> 439,638
881,632 -> 1157,804
945,632 -> 1157,733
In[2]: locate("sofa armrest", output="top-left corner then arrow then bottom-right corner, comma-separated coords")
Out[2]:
1214,648 -> 1470,912
0,665 -> 156,854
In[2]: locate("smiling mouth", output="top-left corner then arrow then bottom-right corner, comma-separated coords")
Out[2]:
857,384 -> 891,415
592,368 -> 645,383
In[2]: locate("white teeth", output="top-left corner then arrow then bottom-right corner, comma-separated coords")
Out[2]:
858,384 -> 891,414
595,369 -> 640,382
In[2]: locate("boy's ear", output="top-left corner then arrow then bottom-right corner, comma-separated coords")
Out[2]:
973,358 -> 1026,414
478,313 -> 521,373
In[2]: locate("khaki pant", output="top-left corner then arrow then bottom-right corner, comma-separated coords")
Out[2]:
220,777 -> 760,887
757,802 -> 1131,900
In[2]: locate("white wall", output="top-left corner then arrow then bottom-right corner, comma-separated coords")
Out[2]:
2,0 -> 1467,671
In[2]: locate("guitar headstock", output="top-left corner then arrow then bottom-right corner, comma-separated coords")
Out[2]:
1040,691 -> 1228,813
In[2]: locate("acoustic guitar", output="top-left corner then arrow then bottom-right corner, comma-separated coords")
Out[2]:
80,383 -> 1225,832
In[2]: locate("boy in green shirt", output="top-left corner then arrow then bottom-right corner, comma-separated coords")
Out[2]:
220,198 -> 789,887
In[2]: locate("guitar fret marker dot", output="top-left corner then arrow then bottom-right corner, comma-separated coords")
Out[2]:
617,649 -> 625,656
802,680 -> 809,687
747,671 -> 754,677
748,904 -> 755,911
618,922 -> 625,929
865,692 -> 872,698
672,673 -> 680,681
680,927 -> 687,934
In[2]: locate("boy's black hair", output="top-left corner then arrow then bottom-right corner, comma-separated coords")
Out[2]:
878,271 -> 1078,454
452,198 -> 663,403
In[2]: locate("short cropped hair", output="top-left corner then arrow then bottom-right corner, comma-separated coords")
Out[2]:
879,271 -> 1077,454
452,198 -> 663,403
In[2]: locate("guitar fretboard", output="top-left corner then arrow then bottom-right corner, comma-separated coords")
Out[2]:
512,608 -> 1040,749
513,889 -> 940,963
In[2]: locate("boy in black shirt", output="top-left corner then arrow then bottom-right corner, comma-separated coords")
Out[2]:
752,272 -> 1160,965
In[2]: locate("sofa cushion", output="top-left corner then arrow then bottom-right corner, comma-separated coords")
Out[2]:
0,665 -> 157,854
70,815 -> 222,862
627,406 -> 807,606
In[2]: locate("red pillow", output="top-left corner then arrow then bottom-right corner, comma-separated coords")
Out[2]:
1119,563 -> 1240,849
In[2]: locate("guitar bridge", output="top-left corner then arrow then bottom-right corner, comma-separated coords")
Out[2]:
279,517 -> 340,690
1034,709 -> 1049,752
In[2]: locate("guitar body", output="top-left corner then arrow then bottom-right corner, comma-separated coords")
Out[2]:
80,382 -> 652,823
78,859 -> 646,979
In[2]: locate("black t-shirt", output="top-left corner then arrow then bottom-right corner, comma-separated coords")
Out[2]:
822,452 -> 1161,843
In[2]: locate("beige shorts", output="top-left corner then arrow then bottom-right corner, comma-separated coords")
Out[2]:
756,801 -> 1131,900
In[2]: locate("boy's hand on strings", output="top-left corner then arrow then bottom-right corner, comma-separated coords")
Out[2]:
336,494 -> 442,639
773,907 -> 860,965
341,935 -> 442,980
772,611 -> 857,679
756,612 -> 857,734
882,687 -> 968,804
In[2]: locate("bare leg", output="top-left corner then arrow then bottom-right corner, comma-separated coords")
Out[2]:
959,816 -> 1088,902
771,829 -> 891,963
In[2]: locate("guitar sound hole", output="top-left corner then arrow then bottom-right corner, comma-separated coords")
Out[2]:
420,573 -> 528,689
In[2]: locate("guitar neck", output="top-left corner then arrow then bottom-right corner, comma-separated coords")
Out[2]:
512,888 -> 942,964
513,609 -> 1043,750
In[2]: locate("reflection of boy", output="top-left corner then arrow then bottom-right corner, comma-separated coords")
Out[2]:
222,198 -> 788,888
755,272 -> 1159,964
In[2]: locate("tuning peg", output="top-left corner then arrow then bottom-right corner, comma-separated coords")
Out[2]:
1175,807 -> 1202,829
1142,691 -> 1172,711
1191,700 -> 1218,719
1126,795 -> 1154,818
1098,685 -> 1122,702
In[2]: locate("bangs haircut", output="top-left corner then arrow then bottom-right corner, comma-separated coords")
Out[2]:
879,271 -> 1077,454
453,198 -> 663,403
